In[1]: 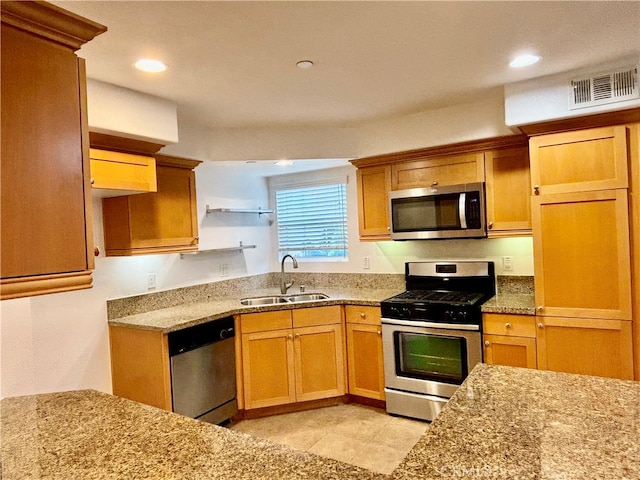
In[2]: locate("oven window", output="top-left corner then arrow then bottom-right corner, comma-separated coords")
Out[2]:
394,332 -> 467,384
391,193 -> 461,232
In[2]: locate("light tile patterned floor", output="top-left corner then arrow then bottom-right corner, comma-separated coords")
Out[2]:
227,404 -> 428,474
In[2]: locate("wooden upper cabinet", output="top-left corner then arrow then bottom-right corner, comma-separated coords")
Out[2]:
529,126 -> 629,195
0,3 -> 106,300
532,189 -> 632,320
391,152 -> 485,190
102,155 -> 201,256
485,147 -> 532,236
356,165 -> 391,240
90,148 -> 157,195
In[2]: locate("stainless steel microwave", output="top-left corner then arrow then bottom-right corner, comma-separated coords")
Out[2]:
389,182 -> 487,240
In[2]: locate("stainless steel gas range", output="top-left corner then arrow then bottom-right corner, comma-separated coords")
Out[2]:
380,261 -> 495,421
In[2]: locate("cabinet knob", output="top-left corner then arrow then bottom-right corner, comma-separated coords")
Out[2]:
360,312 -> 366,318
295,333 -> 300,338
377,330 -> 382,336
488,221 -> 493,229
537,306 -> 544,313
538,323 -> 544,329
94,246 -> 100,257
432,181 -> 438,186
90,178 -> 95,185
288,334 -> 293,339
505,322 -> 511,329
484,340 -> 490,346
533,185 -> 540,195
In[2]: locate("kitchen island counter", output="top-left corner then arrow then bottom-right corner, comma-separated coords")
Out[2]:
2,365 -> 639,479
393,364 -> 640,480
0,389 -> 385,480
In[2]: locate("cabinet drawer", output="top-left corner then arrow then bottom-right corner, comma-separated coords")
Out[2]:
483,313 -> 536,337
391,153 -> 484,190
345,305 -> 381,325
292,306 -> 342,328
240,310 -> 292,333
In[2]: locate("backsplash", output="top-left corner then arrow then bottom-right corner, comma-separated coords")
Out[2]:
496,275 -> 534,295
107,272 -> 405,319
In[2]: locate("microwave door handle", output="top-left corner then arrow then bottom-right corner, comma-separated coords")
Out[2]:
459,193 -> 467,229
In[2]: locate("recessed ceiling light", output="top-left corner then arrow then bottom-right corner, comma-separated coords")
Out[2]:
274,160 -> 294,167
296,60 -> 314,69
509,54 -> 541,68
134,59 -> 167,73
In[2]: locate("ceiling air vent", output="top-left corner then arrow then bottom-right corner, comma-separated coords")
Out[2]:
569,66 -> 638,110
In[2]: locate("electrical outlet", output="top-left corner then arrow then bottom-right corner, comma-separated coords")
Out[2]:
502,256 -> 513,272
147,273 -> 156,290
362,256 -> 371,270
220,264 -> 230,277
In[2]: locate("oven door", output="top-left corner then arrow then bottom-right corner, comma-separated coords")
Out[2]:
381,318 -> 482,399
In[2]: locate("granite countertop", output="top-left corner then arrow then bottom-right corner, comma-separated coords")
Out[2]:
393,364 -> 640,480
0,390 -> 385,480
3,365 -> 639,479
108,287 -> 402,332
481,293 -> 536,315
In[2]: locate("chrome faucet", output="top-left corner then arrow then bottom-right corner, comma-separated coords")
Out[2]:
280,254 -> 298,294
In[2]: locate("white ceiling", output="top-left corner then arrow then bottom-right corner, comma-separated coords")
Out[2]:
55,1 -> 640,131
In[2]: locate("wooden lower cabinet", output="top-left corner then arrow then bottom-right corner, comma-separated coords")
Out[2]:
240,307 -> 346,410
483,313 -> 537,369
537,317 -> 633,380
483,313 -> 634,380
345,305 -> 385,401
483,334 -> 537,369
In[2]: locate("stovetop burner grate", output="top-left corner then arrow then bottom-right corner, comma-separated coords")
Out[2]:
388,289 -> 485,306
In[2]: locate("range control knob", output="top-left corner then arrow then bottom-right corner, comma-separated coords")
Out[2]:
389,307 -> 401,317
401,307 -> 411,318
219,327 -> 234,340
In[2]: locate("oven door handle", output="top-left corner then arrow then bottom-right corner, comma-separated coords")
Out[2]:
381,317 -> 480,331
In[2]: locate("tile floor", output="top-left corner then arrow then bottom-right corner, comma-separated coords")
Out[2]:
227,403 -> 429,475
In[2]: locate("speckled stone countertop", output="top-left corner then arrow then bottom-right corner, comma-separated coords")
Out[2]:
4,366 -> 639,479
481,293 -> 536,315
393,364 -> 640,480
482,275 -> 536,315
0,390 -> 386,480
108,287 -> 402,333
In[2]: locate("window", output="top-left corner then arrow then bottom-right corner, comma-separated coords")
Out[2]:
275,182 -> 348,260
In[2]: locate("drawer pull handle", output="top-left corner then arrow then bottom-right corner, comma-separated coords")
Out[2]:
432,181 -> 438,186
505,322 -> 511,329
360,313 -> 366,318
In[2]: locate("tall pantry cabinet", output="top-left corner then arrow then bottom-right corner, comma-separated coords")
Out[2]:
529,124 -> 636,380
1,2 -> 106,299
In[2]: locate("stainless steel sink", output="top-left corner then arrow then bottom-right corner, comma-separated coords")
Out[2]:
240,296 -> 290,306
240,293 -> 329,306
285,293 -> 329,302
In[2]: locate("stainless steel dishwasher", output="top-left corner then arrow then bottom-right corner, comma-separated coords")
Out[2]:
168,316 -> 238,425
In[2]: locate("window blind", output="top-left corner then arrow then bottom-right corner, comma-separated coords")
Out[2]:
275,182 -> 348,258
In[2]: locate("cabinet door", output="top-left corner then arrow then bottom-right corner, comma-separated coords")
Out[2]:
532,189 -> 632,320
485,147 -> 531,236
242,329 -> 296,409
529,126 -> 629,195
1,25 -> 93,298
90,148 -> 157,193
391,153 -> 484,190
346,323 -> 385,400
536,317 -> 633,380
483,334 -> 537,369
294,323 -> 346,402
356,165 -> 391,240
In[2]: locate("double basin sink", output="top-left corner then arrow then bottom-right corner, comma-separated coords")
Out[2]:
240,293 -> 329,306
